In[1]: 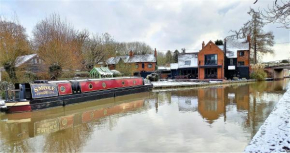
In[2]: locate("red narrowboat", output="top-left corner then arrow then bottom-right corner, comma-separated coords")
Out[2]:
1,77 -> 152,113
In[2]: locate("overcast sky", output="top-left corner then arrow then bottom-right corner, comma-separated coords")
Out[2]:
0,0 -> 289,62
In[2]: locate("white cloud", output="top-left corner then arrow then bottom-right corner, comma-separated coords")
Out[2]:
0,0 -> 289,61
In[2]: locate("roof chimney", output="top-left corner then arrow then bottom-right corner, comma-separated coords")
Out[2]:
129,50 -> 133,57
224,38 -> 227,54
154,48 -> 157,57
202,41 -> 205,49
247,35 -> 251,42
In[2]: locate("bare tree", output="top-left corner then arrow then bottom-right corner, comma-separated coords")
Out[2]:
115,41 -> 153,55
0,17 -> 31,83
254,0 -> 290,29
82,33 -> 115,70
229,8 -> 274,64
33,14 -> 87,79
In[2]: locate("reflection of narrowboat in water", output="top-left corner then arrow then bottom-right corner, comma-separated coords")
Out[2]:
0,93 -> 149,139
2,77 -> 152,113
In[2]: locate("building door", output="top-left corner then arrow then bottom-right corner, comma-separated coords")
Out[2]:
205,68 -> 217,79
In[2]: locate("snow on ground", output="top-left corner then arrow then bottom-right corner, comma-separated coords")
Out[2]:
0,100 -> 4,106
245,83 -> 290,152
151,81 -> 206,87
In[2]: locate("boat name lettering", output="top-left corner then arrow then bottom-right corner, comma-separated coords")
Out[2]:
34,86 -> 55,92
31,84 -> 58,98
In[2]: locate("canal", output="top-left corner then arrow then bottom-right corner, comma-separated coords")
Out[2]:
0,79 -> 289,152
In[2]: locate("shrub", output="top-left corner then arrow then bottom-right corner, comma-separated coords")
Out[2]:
0,81 -> 14,90
61,71 -> 75,79
1,90 -> 5,99
250,64 -> 267,81
233,77 -> 239,80
281,60 -> 289,63
36,72 -> 50,80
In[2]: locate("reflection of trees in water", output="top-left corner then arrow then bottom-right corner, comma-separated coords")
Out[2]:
43,122 -> 95,153
0,122 -> 34,152
247,92 -> 279,138
250,81 -> 268,93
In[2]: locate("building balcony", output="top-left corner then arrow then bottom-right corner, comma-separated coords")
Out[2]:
199,60 -> 223,68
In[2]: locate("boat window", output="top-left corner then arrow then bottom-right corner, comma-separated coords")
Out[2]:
60,86 -> 66,92
89,83 -> 93,89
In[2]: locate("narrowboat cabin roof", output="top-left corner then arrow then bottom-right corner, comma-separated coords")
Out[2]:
46,77 -> 142,84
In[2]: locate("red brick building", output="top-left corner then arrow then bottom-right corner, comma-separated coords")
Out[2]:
198,41 -> 225,79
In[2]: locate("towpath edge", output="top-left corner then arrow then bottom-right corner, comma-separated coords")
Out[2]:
244,83 -> 290,152
152,79 -> 255,90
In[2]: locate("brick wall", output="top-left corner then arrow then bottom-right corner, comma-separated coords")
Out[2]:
237,50 -> 250,66
198,41 -> 225,79
134,62 -> 156,72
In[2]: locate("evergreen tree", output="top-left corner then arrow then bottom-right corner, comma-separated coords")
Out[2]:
215,40 -> 223,45
173,50 -> 179,63
165,50 -> 173,64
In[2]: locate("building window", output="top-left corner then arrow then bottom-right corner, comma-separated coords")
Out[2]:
142,63 -> 144,68
148,63 -> 152,68
230,59 -> 233,65
239,51 -> 244,56
205,54 -> 217,65
238,61 -> 245,66
185,61 -> 191,65
135,64 -> 139,68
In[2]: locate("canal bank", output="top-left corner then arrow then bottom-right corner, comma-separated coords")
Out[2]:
152,79 -> 255,89
245,82 -> 290,152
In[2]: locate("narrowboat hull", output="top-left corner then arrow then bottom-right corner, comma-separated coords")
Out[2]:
4,84 -> 153,113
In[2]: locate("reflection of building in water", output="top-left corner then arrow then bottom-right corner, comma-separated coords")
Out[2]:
224,85 -> 250,111
0,93 -> 150,152
198,87 -> 225,123
236,85 -> 250,110
176,96 -> 198,112
170,90 -> 199,112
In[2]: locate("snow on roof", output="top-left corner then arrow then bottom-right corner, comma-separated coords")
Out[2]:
94,67 -> 113,75
217,45 -> 224,51
178,53 -> 198,68
15,54 -> 37,67
127,54 -> 156,63
111,69 -> 121,75
170,63 -> 178,69
226,38 -> 249,58
107,56 -> 129,65
106,54 -> 156,64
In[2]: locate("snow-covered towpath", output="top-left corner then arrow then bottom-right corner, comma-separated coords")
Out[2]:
245,83 -> 290,152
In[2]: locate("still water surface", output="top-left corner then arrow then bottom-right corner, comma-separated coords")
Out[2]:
0,80 -> 289,152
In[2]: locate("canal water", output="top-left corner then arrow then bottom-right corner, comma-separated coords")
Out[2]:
0,79 -> 289,152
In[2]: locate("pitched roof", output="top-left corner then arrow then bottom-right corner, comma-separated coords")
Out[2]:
91,67 -> 113,75
106,54 -> 156,65
15,54 -> 37,67
127,54 -> 156,63
226,38 -> 249,58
